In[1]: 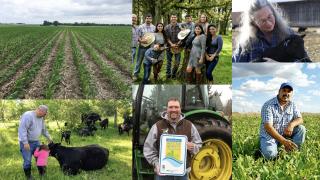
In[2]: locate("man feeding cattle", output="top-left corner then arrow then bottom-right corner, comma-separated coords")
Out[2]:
259,83 -> 306,159
18,105 -> 53,180
232,0 -> 310,62
143,97 -> 202,179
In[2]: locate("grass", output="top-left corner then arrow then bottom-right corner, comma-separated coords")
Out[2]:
133,34 -> 232,84
232,113 -> 320,179
0,118 -> 132,180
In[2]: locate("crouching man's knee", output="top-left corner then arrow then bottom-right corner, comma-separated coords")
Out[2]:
292,125 -> 306,147
261,148 -> 278,159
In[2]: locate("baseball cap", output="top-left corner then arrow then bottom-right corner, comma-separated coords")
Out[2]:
279,83 -> 293,91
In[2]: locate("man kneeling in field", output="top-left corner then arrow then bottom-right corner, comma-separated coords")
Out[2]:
260,83 -> 306,159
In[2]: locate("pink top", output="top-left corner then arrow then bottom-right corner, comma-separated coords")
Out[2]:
34,148 -> 50,166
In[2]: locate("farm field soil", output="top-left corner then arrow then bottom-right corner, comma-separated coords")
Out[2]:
0,26 -> 131,99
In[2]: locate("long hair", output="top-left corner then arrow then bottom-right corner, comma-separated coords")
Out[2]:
155,22 -> 167,44
194,24 -> 205,36
206,24 -> 217,47
237,0 -> 291,53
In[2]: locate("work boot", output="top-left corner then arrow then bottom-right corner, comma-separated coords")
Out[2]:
24,168 -> 33,180
196,73 -> 202,84
186,72 -> 193,84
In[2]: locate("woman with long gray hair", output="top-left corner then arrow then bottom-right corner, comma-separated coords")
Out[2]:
232,0 -> 308,62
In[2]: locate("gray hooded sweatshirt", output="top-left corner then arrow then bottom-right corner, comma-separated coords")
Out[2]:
143,112 -> 202,168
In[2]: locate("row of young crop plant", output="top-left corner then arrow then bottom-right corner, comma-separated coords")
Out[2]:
0,27 -> 59,67
6,31 -> 64,99
0,30 -> 61,88
73,31 -> 130,98
76,31 -> 131,76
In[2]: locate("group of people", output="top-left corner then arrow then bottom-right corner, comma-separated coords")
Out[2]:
132,13 -> 223,84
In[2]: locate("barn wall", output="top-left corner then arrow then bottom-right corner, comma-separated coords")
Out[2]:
278,0 -> 320,27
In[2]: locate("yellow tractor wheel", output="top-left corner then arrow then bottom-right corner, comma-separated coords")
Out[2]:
190,139 -> 232,180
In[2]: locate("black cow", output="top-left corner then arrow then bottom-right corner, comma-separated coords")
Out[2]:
48,143 -> 109,175
258,34 -> 311,62
78,127 -> 94,136
81,113 -> 101,126
118,123 -> 133,136
100,118 -> 109,129
61,130 -> 71,144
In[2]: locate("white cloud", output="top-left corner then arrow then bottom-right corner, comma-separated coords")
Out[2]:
308,90 -> 320,96
233,64 -> 315,88
307,64 -> 320,69
233,99 -> 261,112
0,0 -> 131,24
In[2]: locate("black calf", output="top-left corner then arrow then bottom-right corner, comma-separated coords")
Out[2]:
118,123 -> 132,136
61,130 -> 71,144
48,143 -> 109,175
78,127 -> 94,136
100,118 -> 109,129
262,34 -> 311,62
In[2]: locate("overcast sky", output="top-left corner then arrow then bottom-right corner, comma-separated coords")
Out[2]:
232,0 -> 303,12
0,0 -> 131,24
233,63 -> 320,113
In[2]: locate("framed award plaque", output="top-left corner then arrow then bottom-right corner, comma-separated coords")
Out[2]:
159,134 -> 187,176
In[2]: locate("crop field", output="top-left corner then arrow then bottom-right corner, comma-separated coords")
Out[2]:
232,113 -> 320,179
0,26 -> 131,99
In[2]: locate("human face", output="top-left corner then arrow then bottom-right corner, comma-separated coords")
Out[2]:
253,6 -> 275,33
200,14 -> 207,23
153,44 -> 160,51
167,100 -> 181,122
145,16 -> 152,24
278,88 -> 293,104
209,26 -> 216,36
195,26 -> 202,35
185,16 -> 192,23
170,15 -> 177,24
132,15 -> 137,25
36,109 -> 47,118
157,24 -> 163,32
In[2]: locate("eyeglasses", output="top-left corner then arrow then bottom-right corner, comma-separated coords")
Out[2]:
254,14 -> 274,26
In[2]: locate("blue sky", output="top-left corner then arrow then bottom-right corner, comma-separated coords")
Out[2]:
233,63 -> 320,113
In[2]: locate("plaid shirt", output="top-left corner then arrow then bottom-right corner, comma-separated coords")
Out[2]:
165,23 -> 181,46
132,25 -> 139,47
138,23 -> 156,46
260,96 -> 301,142
233,30 -> 279,62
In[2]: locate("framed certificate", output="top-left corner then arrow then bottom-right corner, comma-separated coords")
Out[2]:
159,134 -> 187,176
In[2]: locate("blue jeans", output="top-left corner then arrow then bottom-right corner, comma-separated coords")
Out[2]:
166,50 -> 181,78
143,59 -> 153,84
205,57 -> 219,81
155,173 -> 188,180
134,46 -> 148,77
20,141 -> 40,169
132,47 -> 137,64
260,125 -> 306,159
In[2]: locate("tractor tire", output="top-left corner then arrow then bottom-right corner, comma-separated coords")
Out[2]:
189,118 -> 232,180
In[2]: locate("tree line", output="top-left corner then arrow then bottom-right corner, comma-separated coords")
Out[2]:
133,0 -> 232,35
0,100 -> 131,128
42,20 -> 130,26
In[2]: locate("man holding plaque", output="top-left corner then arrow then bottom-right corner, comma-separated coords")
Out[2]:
144,97 -> 202,179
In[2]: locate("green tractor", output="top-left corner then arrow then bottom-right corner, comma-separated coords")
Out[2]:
132,85 -> 232,180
